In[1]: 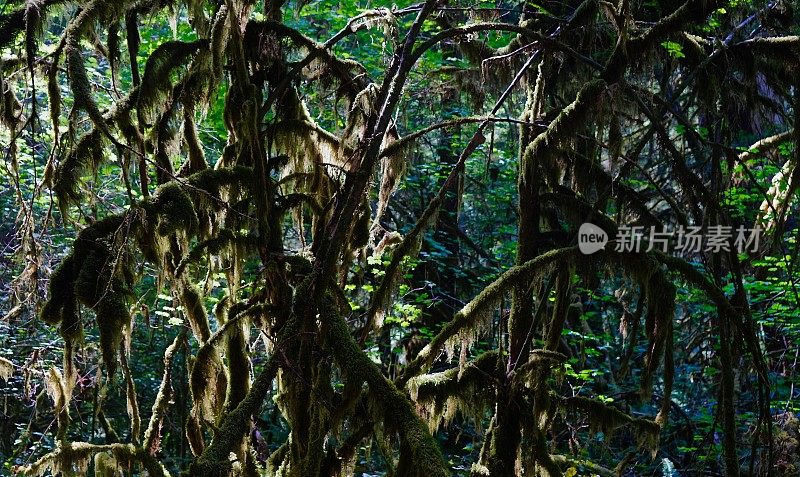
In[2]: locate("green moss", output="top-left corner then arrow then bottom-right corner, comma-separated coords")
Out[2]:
41,253 -> 77,326
93,452 -> 120,477
404,246 -> 576,381
53,130 -> 106,210
200,229 -> 257,267
407,351 -> 498,432
640,270 -> 676,395
58,295 -> 82,342
182,106 -> 207,174
94,293 -> 129,378
188,165 -> 253,193
65,38 -> 102,120
137,39 -> 209,126
46,60 -> 61,146
78,214 -> 127,243
144,182 -> 200,237
180,282 -> 211,342
74,249 -> 107,306
322,296 -> 449,477
42,213 -> 133,376
559,394 -> 660,450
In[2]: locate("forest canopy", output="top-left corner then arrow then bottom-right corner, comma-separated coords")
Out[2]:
1,0 -> 800,475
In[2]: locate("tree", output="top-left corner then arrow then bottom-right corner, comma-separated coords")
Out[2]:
1,0 -> 799,475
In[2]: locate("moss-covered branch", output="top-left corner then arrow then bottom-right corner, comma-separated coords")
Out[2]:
189,317 -> 296,476
549,454 -> 616,477
557,395 -> 661,450
401,247 -> 577,382
143,331 -> 185,452
16,441 -> 169,477
322,297 -> 449,477
407,351 -> 498,431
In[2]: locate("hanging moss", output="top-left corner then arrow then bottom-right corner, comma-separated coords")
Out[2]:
182,281 -> 229,431
181,106 -> 207,174
58,291 -> 82,343
93,452 -> 122,477
216,297 -> 251,415
0,356 -> 13,383
17,441 -> 169,477
151,105 -> 180,185
136,39 -> 209,126
363,178 -> 443,336
276,192 -> 323,218
143,182 -> 200,237
403,247 -> 576,381
94,293 -> 130,378
406,351 -> 498,432
189,343 -> 227,424
46,60 -> 61,148
266,99 -> 342,216
74,249 -> 109,306
45,367 -> 70,442
53,130 -> 106,209
190,314 -> 292,476
321,296 -> 449,477
512,350 -> 567,386
66,37 -> 115,141
40,213 -> 133,377
23,0 -> 43,88
374,129 -> 405,226
41,253 -> 77,326
640,270 -> 676,396
557,394 -> 661,452
175,229 -> 258,276
521,79 -> 607,189
179,281 -> 211,342
185,165 -> 254,211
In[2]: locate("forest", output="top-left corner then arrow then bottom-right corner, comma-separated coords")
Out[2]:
1,0 -> 800,475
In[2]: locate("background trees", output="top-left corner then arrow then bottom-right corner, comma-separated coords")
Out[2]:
1,0 -> 800,475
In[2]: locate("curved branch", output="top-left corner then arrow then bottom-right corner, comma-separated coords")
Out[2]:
654,252 -> 770,388
17,442 -> 169,477
401,247 -> 576,383
411,22 -> 602,71
379,116 -> 544,158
